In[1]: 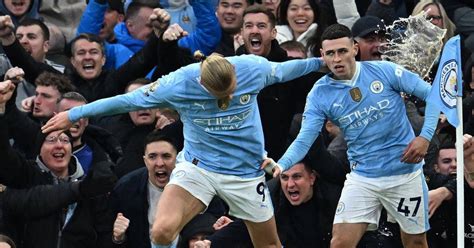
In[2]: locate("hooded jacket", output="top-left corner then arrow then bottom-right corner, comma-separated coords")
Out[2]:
0,0 -> 41,26
0,116 -> 114,248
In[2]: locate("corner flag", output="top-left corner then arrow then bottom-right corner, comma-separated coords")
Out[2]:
427,35 -> 463,127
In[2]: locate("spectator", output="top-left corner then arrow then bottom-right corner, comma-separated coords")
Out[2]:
114,2 -> 158,53
0,13 -> 161,103
412,0 -> 457,82
261,0 -> 280,20
76,0 -> 135,69
177,213 -> 217,248
109,132 -> 179,247
236,5 -> 322,159
0,0 -> 40,26
0,79 -> 117,248
5,18 -> 65,109
3,69 -> 75,159
3,68 -> 121,168
412,0 -> 456,45
209,138 -> 348,247
6,0 -> 75,65
351,15 -> 386,61
276,0 -> 320,49
110,78 -> 183,178
423,141 -> 456,248
109,132 -> 223,247
280,40 -> 307,58
214,0 -> 251,56
277,0 -> 359,56
57,92 -> 123,173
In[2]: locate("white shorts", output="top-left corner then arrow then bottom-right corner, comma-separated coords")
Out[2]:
167,157 -> 274,223
334,170 -> 429,234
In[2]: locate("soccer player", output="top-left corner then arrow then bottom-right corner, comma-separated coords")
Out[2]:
41,53 -> 323,248
273,24 -> 440,248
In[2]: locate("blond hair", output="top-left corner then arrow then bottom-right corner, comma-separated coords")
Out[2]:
199,53 -> 235,107
412,0 -> 456,44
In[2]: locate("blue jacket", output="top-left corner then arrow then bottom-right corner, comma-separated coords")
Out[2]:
113,22 -> 146,53
177,0 -> 221,55
76,0 -> 134,69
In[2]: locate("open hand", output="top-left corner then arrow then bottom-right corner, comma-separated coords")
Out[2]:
41,111 -> 72,133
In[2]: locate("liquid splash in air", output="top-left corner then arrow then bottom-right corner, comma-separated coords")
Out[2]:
380,11 -> 447,79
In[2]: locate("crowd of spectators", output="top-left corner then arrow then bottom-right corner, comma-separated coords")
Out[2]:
0,0 -> 473,247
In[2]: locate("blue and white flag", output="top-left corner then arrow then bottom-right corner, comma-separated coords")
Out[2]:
427,35 -> 463,127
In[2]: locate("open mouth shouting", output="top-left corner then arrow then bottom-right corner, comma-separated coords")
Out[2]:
247,34 -> 263,52
287,189 -> 301,203
153,170 -> 170,187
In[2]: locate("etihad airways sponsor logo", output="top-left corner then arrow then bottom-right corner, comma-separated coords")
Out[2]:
338,99 -> 389,129
193,109 -> 251,131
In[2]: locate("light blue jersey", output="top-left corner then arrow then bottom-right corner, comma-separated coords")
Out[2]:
69,55 -> 322,178
279,61 -> 439,178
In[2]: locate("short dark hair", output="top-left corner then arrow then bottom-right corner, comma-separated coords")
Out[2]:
298,156 -> 315,174
68,33 -> 105,58
58,91 -> 88,104
143,131 -> 178,154
18,18 -> 50,40
280,40 -> 307,56
320,24 -> 353,43
35,72 -> 76,94
125,1 -> 160,20
243,5 -> 276,28
125,78 -> 152,93
435,141 -> 456,161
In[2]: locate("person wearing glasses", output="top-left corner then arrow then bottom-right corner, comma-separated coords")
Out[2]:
0,78 -> 117,248
412,0 -> 456,45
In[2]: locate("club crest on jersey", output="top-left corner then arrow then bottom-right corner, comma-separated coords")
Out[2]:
218,99 -> 229,110
144,81 -> 160,96
240,94 -> 251,105
370,80 -> 384,94
350,87 -> 362,102
439,59 -> 458,108
336,202 -> 345,215
172,170 -> 186,179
